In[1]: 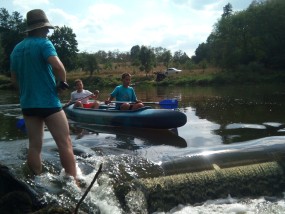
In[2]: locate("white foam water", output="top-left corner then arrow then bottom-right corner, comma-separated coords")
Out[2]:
153,195 -> 285,214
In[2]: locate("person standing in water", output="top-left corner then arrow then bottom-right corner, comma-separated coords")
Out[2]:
10,9 -> 78,183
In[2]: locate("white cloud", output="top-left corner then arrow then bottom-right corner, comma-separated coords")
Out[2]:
11,0 -> 50,14
2,0 -> 253,56
87,3 -> 124,21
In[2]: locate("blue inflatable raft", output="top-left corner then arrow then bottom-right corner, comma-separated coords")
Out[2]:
64,105 -> 187,129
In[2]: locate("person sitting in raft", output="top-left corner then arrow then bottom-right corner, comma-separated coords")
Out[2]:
105,73 -> 144,110
69,79 -> 100,108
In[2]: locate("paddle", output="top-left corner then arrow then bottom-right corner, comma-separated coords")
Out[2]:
111,99 -> 178,109
62,93 -> 94,109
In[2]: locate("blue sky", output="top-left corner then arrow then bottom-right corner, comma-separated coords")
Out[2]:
1,0 -> 253,57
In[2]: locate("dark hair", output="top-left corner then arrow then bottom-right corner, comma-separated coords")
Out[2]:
122,73 -> 131,79
74,79 -> 82,85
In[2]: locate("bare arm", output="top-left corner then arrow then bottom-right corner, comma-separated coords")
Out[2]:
47,55 -> 66,82
105,96 -> 114,104
92,90 -> 99,99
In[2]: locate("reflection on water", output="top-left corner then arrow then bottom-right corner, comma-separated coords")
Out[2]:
179,84 -> 285,145
216,122 -> 285,144
72,123 -> 187,148
1,84 -> 285,213
179,106 -> 222,148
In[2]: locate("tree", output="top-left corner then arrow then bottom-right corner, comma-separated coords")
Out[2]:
193,0 -> 285,70
130,45 -> 141,66
49,26 -> 79,71
86,53 -> 99,76
193,43 -> 208,64
117,51 -> 130,63
222,3 -> 233,18
153,47 -> 166,62
95,50 -> 108,64
161,50 -> 172,69
0,8 -> 25,73
78,52 -> 99,76
173,50 -> 190,67
139,46 -> 156,75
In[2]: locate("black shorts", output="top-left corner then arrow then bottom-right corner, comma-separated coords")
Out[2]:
22,107 -> 62,118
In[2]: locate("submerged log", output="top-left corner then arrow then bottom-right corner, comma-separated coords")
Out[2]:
114,139 -> 285,213
161,139 -> 285,175
118,161 -> 285,213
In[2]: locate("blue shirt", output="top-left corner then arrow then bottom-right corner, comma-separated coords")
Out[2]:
110,85 -> 137,109
10,37 -> 61,108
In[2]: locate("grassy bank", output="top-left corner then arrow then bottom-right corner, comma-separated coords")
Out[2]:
65,67 -> 285,89
1,67 -> 285,90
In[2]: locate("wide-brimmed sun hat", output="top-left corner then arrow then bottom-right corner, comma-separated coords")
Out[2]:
24,9 -> 55,32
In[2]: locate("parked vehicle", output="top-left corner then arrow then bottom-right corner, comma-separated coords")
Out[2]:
164,68 -> 182,75
154,71 -> 166,82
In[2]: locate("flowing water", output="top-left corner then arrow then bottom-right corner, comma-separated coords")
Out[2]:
1,84 -> 285,213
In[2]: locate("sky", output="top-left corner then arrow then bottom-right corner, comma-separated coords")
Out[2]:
1,0 -> 253,57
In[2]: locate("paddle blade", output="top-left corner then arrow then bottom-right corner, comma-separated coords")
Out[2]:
16,119 -> 26,133
159,99 -> 178,109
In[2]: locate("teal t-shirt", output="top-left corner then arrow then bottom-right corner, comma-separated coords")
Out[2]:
110,85 -> 137,109
10,37 -> 61,108
110,85 -> 137,102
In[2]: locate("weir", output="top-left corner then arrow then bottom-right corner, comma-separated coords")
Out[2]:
127,161 -> 285,213
114,139 -> 285,213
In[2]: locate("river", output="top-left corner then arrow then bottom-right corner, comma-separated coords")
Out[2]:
1,84 -> 285,213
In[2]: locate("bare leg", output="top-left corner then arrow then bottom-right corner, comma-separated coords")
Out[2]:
92,101 -> 100,109
44,110 -> 77,180
120,102 -> 144,110
24,116 -> 45,174
92,91 -> 100,109
120,103 -> 130,110
73,101 -> 83,108
132,103 -> 144,110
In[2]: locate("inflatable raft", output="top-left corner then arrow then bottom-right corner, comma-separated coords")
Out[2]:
64,105 -> 187,129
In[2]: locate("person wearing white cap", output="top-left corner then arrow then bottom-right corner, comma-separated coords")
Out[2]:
10,9 -> 78,183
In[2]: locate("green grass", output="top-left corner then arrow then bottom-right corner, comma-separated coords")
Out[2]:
1,67 -> 285,90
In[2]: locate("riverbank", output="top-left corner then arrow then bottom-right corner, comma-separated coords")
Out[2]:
1,67 -> 285,90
